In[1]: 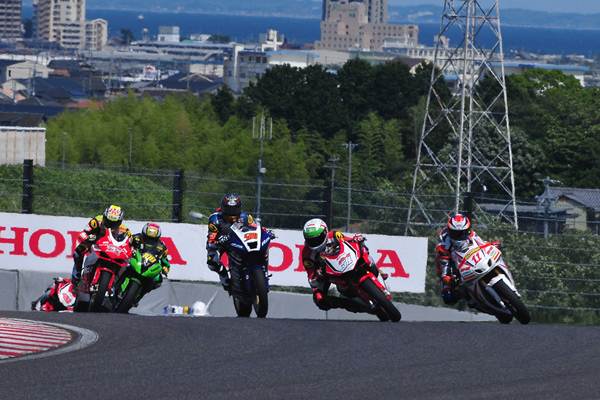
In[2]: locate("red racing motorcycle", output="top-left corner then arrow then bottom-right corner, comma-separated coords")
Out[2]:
321,238 -> 402,322
74,228 -> 132,312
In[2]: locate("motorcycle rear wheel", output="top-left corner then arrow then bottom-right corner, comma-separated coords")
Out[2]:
115,280 -> 141,314
361,278 -> 401,322
89,270 -> 112,312
493,280 -> 531,324
252,269 -> 269,318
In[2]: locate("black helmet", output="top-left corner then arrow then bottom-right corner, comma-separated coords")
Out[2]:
221,193 -> 242,219
103,205 -> 124,229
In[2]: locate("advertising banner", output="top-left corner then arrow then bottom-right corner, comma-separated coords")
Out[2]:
0,212 -> 428,292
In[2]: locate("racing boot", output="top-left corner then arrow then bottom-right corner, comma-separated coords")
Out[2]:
441,275 -> 459,305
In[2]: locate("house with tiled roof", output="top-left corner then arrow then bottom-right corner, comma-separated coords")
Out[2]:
537,186 -> 600,233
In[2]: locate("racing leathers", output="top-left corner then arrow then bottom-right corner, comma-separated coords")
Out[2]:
435,229 -> 499,305
71,215 -> 131,285
302,231 -> 386,313
129,233 -> 171,296
206,210 -> 268,292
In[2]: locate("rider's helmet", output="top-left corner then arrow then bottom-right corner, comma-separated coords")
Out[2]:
447,213 -> 471,249
221,193 -> 242,223
303,218 -> 328,251
102,205 -> 124,230
141,222 -> 161,243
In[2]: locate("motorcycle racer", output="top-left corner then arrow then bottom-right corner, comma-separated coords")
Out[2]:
301,218 -> 387,313
206,194 -> 266,292
31,277 -> 75,312
129,222 -> 170,297
435,213 -> 499,305
71,205 -> 131,285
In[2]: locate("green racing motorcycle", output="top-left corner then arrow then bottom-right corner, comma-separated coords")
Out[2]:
114,250 -> 165,313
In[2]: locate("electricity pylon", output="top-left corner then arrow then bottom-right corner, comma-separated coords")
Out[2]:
406,0 -> 518,233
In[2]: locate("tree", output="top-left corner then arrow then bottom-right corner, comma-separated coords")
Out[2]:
208,34 -> 231,43
337,58 -> 374,127
211,86 -> 235,124
22,18 -> 33,39
371,60 -> 415,120
120,28 -> 135,45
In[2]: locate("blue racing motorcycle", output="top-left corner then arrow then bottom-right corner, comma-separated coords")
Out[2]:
220,220 -> 273,318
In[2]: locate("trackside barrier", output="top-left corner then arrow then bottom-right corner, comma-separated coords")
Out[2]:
0,212 -> 428,293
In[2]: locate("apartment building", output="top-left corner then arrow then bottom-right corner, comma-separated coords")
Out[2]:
316,0 -> 418,51
35,0 -> 86,50
85,18 -> 107,51
0,0 -> 22,41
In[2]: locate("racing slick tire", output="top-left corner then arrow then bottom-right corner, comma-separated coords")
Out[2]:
252,269 -> 269,318
361,278 -> 401,322
90,270 -> 112,312
234,297 -> 252,317
115,280 -> 141,314
493,280 -> 531,324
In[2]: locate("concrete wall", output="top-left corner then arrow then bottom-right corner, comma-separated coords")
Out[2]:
0,269 -> 494,322
0,127 -> 46,166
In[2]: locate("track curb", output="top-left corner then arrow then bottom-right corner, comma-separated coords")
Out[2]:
0,318 -> 98,364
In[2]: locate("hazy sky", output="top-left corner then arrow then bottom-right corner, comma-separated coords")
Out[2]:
390,0 -> 600,14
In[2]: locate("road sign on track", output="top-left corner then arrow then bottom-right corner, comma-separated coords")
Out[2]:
0,318 -> 72,360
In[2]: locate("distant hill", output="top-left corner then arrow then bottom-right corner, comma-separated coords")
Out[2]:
80,1 -> 600,30
389,5 -> 600,30
86,0 -> 323,17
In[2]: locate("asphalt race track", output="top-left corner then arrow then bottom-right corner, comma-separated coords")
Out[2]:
0,311 -> 598,400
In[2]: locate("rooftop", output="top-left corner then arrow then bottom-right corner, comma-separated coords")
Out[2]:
539,186 -> 600,212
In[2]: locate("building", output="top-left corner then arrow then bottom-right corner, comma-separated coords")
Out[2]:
0,126 -> 46,166
0,0 -> 22,41
35,0 -> 86,50
316,0 -> 418,52
0,60 -> 51,84
538,187 -> 600,233
86,40 -> 233,79
158,26 -> 180,43
224,46 -> 350,93
85,18 -> 108,51
259,29 -> 284,52
366,0 -> 387,24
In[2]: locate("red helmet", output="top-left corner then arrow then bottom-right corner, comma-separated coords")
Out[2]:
447,214 -> 471,241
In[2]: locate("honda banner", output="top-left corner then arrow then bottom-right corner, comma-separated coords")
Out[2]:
0,212 -> 428,292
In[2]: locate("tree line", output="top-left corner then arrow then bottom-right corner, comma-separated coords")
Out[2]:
46,60 -> 600,202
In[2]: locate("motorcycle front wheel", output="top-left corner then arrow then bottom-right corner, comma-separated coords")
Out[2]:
252,269 -> 269,318
233,296 -> 252,317
361,278 -> 401,322
115,280 -> 141,314
89,270 -> 112,312
493,280 -> 531,324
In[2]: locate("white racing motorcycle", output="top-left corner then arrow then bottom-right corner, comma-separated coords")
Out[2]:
456,241 -> 530,324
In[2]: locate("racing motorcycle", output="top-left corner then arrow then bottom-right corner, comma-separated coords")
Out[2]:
74,228 -> 132,312
220,220 -> 273,318
31,277 -> 76,312
113,249 -> 164,313
456,241 -> 530,324
321,238 -> 401,322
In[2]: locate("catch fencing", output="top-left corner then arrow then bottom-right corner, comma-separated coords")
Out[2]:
1,160 -> 599,323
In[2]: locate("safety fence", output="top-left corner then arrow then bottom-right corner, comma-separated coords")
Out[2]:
1,161 -> 599,323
